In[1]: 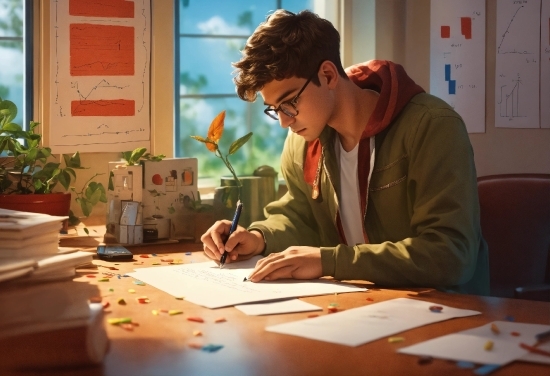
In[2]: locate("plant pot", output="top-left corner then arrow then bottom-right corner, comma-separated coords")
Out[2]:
0,192 -> 72,231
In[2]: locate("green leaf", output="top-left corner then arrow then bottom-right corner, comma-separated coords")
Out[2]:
108,171 -> 114,191
0,99 -> 17,123
78,198 -> 93,217
58,170 -> 72,190
142,153 -> 165,162
127,147 -> 146,165
2,122 -> 22,132
228,132 -> 253,155
64,152 -> 82,168
122,151 -> 133,163
86,182 -> 107,203
64,167 -> 76,179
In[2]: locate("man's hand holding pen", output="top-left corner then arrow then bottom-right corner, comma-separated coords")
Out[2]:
201,219 -> 265,266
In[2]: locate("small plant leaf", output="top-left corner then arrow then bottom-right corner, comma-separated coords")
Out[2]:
2,122 -> 22,132
64,152 -> 82,168
207,110 -> 225,143
190,135 -> 218,153
228,132 -> 253,155
128,147 -> 147,165
57,170 -> 72,191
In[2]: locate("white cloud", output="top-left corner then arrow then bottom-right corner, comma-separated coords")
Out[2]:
197,16 -> 249,36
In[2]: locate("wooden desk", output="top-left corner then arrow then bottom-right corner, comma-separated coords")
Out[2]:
33,242 -> 550,375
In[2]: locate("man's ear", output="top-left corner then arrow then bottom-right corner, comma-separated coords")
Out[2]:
319,61 -> 339,89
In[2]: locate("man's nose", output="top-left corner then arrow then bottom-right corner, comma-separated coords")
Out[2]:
278,111 -> 295,129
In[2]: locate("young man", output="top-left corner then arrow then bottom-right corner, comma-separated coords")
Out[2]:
201,9 -> 489,295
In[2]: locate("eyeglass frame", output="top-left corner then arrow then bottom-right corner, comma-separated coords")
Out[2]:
263,70 -> 317,121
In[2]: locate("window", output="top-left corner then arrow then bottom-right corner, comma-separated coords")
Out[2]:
0,0 -> 31,129
175,0 -> 312,179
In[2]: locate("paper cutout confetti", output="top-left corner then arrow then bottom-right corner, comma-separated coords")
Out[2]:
484,340 -> 494,351
187,317 -> 204,323
133,280 -> 146,286
108,317 -> 132,325
490,323 -> 500,334
429,305 -> 443,313
193,330 -> 202,336
98,278 -> 110,282
128,289 -> 136,294
456,361 -> 475,369
188,342 -> 203,349
214,317 -> 226,323
388,337 -> 405,343
136,296 -> 150,304
473,364 -> 500,375
169,310 -> 183,316
117,298 -> 126,305
202,344 -> 224,353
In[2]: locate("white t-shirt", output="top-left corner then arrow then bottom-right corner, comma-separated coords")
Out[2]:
336,138 -> 365,246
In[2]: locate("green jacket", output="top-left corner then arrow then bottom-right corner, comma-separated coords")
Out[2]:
249,93 -> 490,295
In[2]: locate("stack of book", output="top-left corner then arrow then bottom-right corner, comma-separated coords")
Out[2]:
0,208 -> 109,371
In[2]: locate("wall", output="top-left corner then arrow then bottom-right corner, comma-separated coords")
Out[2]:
35,1 -> 175,218
372,0 -> 550,176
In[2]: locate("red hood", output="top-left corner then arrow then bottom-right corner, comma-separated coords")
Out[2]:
304,60 -> 425,187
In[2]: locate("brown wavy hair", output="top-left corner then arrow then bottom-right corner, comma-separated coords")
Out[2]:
232,9 -> 347,102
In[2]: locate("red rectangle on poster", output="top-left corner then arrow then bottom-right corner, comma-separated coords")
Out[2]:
69,0 -> 134,18
70,24 -> 134,76
71,100 -> 135,116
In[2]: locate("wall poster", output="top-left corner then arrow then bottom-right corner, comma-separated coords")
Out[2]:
50,0 -> 151,153
430,0 -> 486,133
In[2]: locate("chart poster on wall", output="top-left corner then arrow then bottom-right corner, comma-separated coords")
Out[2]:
495,0 -> 540,129
49,0 -> 151,153
541,0 -> 550,128
430,0 -> 486,133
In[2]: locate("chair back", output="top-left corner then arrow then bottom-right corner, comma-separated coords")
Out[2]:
477,174 -> 550,300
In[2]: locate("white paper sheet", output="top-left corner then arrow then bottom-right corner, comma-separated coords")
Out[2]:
235,299 -> 322,316
265,298 -> 480,347
127,256 -> 366,309
399,321 -> 550,366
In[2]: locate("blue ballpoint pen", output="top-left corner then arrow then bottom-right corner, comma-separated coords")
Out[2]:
219,200 -> 243,268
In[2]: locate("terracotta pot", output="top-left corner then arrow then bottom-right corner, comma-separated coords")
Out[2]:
0,192 -> 72,217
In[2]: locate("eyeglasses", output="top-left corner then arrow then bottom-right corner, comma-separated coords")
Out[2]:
264,72 -> 315,121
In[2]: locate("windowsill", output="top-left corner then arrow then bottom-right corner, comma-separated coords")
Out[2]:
197,177 -> 288,204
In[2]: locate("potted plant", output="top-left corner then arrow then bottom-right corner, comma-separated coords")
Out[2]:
190,110 -> 252,224
0,97 -> 106,227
